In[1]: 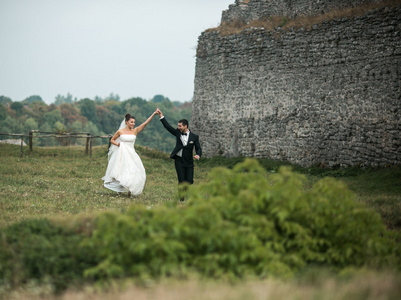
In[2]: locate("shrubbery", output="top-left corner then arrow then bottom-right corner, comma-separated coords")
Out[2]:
84,159 -> 399,280
0,219 -> 93,292
1,159 -> 399,291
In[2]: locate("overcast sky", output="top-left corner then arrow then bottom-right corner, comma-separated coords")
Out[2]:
0,0 -> 234,104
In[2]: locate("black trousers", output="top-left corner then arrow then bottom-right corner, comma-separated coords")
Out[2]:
174,157 -> 194,184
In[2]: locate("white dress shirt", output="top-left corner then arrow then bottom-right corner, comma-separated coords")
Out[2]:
177,130 -> 190,157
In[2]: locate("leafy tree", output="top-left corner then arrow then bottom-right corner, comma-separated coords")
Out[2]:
69,120 -> 83,133
59,103 -> 85,126
38,122 -> 57,146
104,92 -> 120,102
54,93 -> 76,105
68,121 -> 85,145
103,99 -> 123,117
83,121 -> 106,145
22,95 -> 44,104
78,98 -> 98,124
173,100 -> 183,107
96,105 -> 121,134
122,97 -> 147,112
151,94 -> 170,103
53,121 -> 71,145
83,121 -> 100,135
25,101 -> 48,122
0,104 -> 7,121
54,121 -> 65,133
54,94 -> 64,105
0,93 -> 192,151
65,93 -> 76,103
10,102 -> 24,114
42,109 -> 62,128
24,118 -> 39,132
94,93 -> 120,103
0,96 -> 12,105
39,122 -> 52,132
0,116 -> 24,134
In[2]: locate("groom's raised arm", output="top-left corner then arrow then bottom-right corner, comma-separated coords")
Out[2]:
157,109 -> 177,136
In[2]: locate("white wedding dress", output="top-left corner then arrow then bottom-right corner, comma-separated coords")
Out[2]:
102,134 -> 146,196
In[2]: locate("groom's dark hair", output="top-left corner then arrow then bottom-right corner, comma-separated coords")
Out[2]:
179,119 -> 188,127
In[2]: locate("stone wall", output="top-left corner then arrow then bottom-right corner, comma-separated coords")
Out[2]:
191,1 -> 401,167
222,0 -> 385,23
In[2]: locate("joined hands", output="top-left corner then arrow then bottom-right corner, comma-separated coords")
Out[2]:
156,108 -> 163,117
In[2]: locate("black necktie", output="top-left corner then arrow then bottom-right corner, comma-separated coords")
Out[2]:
181,133 -> 187,136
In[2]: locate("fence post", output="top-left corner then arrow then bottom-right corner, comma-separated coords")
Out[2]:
85,133 -> 90,155
29,131 -> 33,151
89,136 -> 93,158
20,136 -> 24,158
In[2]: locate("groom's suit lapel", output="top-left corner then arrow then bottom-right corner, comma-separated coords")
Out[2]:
177,131 -> 192,145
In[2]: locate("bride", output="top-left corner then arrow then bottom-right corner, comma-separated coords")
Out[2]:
102,110 -> 158,197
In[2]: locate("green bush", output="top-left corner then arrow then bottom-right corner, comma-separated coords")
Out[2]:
0,219 -> 94,292
189,160 -> 398,270
1,159 -> 399,292
83,159 -> 399,280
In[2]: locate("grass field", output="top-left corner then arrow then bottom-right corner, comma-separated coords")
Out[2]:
1,143 -> 400,299
0,143 -> 182,227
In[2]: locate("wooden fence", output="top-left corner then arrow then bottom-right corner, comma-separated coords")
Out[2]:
0,130 -> 112,158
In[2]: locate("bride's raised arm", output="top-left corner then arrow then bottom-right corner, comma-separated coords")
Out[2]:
134,110 -> 158,134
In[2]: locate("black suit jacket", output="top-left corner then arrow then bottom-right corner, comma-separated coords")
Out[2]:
160,117 -> 202,166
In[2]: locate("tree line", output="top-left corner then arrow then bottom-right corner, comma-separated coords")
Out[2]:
0,94 -> 192,152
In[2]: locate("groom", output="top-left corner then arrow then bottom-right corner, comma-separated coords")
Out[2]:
156,108 -> 202,199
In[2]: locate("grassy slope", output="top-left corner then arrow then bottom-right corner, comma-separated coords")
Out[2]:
0,144 -> 178,227
1,143 -> 400,230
